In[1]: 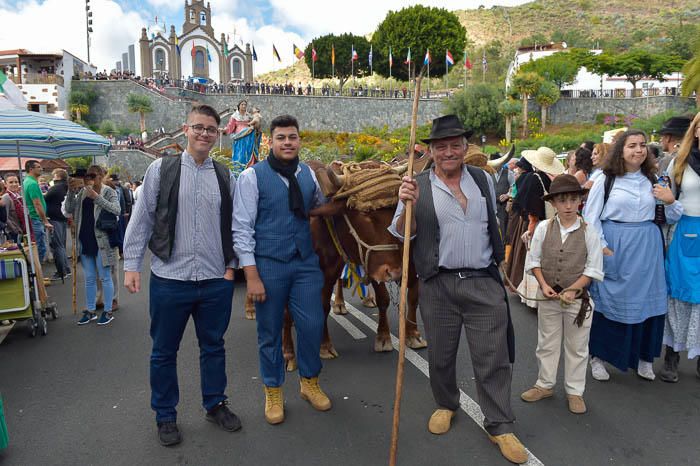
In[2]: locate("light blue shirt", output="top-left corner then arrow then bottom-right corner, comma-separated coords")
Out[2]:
582,170 -> 683,249
233,164 -> 326,267
388,166 -> 497,269
123,151 -> 237,281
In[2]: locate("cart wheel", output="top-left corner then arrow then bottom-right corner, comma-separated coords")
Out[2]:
46,304 -> 58,320
28,318 -> 37,338
40,317 -> 48,336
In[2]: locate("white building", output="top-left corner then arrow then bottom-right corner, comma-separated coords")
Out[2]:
0,49 -> 96,117
506,43 -> 684,97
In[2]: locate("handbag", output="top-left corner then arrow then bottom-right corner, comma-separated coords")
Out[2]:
96,208 -> 118,232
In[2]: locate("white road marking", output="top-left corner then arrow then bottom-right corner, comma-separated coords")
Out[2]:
338,298 -> 545,466
330,312 -> 367,340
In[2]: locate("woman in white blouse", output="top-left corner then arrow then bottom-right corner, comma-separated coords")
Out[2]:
583,130 -> 683,381
659,112 -> 700,382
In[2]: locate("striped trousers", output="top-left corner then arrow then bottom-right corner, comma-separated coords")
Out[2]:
419,271 -> 515,435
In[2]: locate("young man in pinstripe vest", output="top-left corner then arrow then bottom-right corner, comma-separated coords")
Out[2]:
391,115 -> 527,464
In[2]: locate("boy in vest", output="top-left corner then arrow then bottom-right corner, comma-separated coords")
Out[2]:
521,174 -> 603,414
233,114 -> 331,425
123,105 -> 240,446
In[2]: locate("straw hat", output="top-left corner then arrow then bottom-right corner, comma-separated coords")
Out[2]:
521,146 -> 565,175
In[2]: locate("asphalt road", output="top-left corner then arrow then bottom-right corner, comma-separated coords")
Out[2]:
0,258 -> 698,466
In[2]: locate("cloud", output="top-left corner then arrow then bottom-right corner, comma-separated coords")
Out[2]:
0,0 -> 146,72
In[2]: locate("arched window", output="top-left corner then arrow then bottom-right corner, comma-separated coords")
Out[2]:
195,50 -> 205,71
189,9 -> 195,23
155,49 -> 166,71
232,58 -> 242,79
200,12 -> 207,25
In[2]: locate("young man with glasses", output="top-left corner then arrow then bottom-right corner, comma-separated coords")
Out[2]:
123,105 -> 240,446
23,160 -> 53,262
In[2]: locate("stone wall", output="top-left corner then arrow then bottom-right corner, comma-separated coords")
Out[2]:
546,96 -> 697,125
104,149 -> 157,181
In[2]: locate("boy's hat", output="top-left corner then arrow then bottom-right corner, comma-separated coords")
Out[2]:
542,174 -> 588,201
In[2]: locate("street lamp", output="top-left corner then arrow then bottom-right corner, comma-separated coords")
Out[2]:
651,129 -> 657,142
85,0 -> 93,64
481,134 -> 487,149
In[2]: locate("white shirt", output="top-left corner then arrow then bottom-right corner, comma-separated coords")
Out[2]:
668,160 -> 700,217
525,216 -> 604,282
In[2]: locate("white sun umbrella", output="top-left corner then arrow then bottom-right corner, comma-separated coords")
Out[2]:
0,109 -> 110,310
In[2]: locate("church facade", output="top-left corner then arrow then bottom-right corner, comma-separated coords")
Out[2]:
139,0 -> 253,83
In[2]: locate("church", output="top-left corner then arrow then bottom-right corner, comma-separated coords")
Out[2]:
139,0 -> 253,83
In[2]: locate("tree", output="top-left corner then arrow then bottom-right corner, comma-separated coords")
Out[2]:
443,83 -> 503,137
498,99 -> 522,143
511,71 -> 543,138
371,5 -> 466,81
681,44 -> 700,107
534,80 -> 560,131
68,89 -> 96,122
304,33 -> 370,89
519,51 -> 583,89
126,93 -> 153,133
589,50 -> 685,92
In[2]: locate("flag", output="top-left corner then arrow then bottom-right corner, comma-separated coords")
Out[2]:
424,49 -> 431,65
404,47 -> 411,64
389,47 -> 393,68
445,49 -> 454,66
206,45 -> 212,62
482,52 -> 487,72
0,69 -> 28,109
351,45 -> 358,61
312,47 -> 318,62
191,41 -> 196,60
331,45 -> 335,65
175,36 -> 180,56
272,44 -> 281,62
464,50 -> 472,70
368,45 -> 373,67
293,44 -> 304,59
252,45 -> 258,61
223,40 -> 229,58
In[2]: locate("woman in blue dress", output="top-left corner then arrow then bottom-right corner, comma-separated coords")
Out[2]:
659,112 -> 700,382
583,130 -> 683,381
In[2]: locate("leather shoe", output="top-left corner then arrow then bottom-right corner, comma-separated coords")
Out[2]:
488,433 -> 528,464
206,401 -> 242,432
428,409 -> 455,435
567,395 -> 587,414
520,385 -> 553,402
157,421 -> 182,446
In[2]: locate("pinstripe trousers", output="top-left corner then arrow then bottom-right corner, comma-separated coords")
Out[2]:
419,271 -> 516,435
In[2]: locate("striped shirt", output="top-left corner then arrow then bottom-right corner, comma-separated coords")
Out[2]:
123,152 -> 237,281
389,166 -> 496,269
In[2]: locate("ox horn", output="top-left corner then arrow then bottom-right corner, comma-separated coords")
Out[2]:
327,167 -> 346,188
487,144 -> 515,171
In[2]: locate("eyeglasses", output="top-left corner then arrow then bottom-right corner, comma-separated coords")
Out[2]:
189,125 -> 219,137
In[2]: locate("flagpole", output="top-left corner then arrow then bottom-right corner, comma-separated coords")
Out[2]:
351,44 -> 354,86
464,49 -> 467,90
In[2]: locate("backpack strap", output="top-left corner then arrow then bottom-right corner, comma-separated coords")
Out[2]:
603,174 -> 615,208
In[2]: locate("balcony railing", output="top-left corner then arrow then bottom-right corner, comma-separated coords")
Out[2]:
21,73 -> 59,85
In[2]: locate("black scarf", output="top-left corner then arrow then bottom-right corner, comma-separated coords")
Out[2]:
689,143 -> 700,179
267,149 -> 306,219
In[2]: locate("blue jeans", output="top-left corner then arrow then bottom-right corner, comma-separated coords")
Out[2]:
30,218 -> 47,262
80,254 -> 113,312
149,273 -> 234,423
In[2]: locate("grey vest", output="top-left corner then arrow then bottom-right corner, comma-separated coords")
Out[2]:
541,218 -> 587,290
148,155 -> 235,265
412,165 -> 505,281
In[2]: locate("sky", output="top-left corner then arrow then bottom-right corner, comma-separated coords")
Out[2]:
0,0 -> 530,75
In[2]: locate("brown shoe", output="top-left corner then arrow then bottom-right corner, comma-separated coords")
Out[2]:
264,386 -> 284,425
111,300 -> 119,312
520,385 -> 553,402
299,377 -> 331,411
567,394 -> 587,414
488,433 -> 528,464
428,409 -> 455,435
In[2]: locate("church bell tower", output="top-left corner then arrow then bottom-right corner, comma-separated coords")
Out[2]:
183,0 -> 214,37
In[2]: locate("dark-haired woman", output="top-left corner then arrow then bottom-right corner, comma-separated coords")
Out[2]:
573,147 -> 593,187
659,112 -> 700,382
583,130 -> 683,381
0,173 -> 26,243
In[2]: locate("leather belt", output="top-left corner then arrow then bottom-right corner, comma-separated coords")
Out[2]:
438,267 -> 491,279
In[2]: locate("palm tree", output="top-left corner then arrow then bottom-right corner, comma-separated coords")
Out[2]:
126,93 -> 153,133
498,98 -> 522,143
681,45 -> 700,107
534,81 -> 560,131
69,90 -> 90,122
511,71 -> 543,138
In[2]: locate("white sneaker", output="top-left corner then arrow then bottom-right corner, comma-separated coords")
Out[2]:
637,360 -> 656,381
591,357 -> 610,381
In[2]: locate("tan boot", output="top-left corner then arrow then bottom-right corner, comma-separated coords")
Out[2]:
520,385 -> 553,402
488,433 -> 528,464
567,395 -> 587,414
264,386 -> 284,425
299,377 -> 332,411
428,409 -> 455,435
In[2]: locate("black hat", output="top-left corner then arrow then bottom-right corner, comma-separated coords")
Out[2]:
659,116 -> 692,136
421,115 -> 474,143
109,173 -> 119,181
542,174 -> 588,201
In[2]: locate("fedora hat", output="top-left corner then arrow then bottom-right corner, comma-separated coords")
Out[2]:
521,146 -> 565,176
421,115 -> 474,143
542,174 -> 588,201
659,116 -> 692,136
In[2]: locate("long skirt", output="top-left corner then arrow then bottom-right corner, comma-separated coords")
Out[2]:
589,312 -> 665,371
505,215 -> 527,290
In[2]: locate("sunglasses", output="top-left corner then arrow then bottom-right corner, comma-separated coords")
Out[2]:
85,173 -> 98,180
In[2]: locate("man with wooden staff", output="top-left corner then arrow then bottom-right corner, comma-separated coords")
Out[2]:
390,115 -> 527,464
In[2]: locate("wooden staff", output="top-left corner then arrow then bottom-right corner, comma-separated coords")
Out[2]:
389,67 -> 425,466
71,222 -> 77,315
